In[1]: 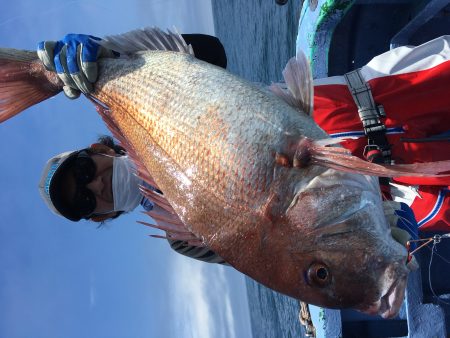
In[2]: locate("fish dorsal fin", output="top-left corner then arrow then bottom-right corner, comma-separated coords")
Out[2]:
270,50 -> 314,115
99,27 -> 195,56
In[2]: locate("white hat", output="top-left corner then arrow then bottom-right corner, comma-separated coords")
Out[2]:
38,150 -> 82,221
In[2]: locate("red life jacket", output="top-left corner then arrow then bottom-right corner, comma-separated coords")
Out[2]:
312,36 -> 450,231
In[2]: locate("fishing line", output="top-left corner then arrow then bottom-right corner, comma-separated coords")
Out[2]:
428,239 -> 450,305
384,201 -> 450,266
408,234 -> 450,306
385,199 -> 450,304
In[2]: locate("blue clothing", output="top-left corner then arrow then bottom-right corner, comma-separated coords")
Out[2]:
139,181 -> 157,211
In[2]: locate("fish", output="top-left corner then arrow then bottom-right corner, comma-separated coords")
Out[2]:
1,28 -> 449,318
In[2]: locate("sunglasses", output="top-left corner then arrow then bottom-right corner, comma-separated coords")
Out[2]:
71,150 -> 98,218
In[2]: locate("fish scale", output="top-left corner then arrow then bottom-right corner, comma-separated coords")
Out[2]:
93,52 -> 308,214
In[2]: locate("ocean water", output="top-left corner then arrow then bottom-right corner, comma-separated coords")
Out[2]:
212,0 -> 303,85
212,1 -> 307,337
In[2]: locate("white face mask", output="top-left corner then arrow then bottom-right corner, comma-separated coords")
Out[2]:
112,155 -> 142,212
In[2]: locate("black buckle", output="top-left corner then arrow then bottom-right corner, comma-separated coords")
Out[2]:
363,144 -> 381,158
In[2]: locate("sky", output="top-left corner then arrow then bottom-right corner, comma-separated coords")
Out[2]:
0,1 -> 252,338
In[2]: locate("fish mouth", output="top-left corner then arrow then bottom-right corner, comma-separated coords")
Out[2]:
360,276 -> 407,319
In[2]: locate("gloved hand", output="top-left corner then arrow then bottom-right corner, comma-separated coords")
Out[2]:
384,201 -> 419,245
37,34 -> 118,99
384,201 -> 419,269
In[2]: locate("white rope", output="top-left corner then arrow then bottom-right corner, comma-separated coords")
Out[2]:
298,301 -> 316,338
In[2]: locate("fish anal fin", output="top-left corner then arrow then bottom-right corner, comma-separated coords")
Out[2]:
270,50 -> 313,115
140,208 -> 204,247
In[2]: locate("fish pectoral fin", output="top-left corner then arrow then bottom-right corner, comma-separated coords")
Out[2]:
275,152 -> 292,167
274,138 -> 313,169
269,50 -> 313,115
99,27 -> 194,56
286,134 -> 450,178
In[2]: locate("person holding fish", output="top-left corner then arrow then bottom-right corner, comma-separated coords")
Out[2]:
33,31 -> 425,265
36,32 -> 448,235
2,28 -> 450,318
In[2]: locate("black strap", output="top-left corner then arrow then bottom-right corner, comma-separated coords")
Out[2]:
344,69 -> 392,164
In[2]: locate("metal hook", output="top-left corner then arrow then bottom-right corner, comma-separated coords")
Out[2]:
433,235 -> 442,244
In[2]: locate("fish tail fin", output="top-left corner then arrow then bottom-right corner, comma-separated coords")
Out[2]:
0,48 -> 62,123
305,138 -> 450,178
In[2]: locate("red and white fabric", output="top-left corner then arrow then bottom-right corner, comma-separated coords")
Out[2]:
313,36 -> 450,231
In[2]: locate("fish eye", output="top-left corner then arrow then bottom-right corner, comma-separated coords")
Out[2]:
307,263 -> 331,288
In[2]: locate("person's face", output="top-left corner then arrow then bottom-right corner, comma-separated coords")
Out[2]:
63,148 -> 119,220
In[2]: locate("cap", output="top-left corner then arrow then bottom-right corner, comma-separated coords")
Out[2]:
38,150 -> 83,221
